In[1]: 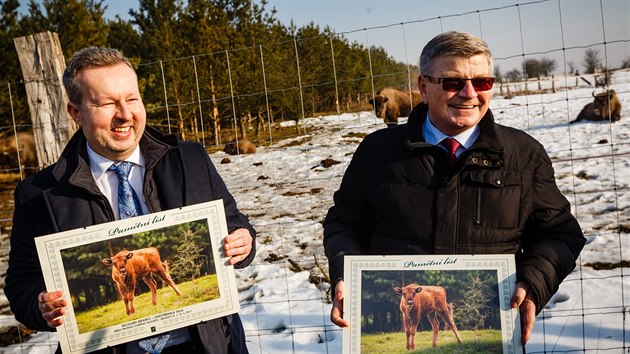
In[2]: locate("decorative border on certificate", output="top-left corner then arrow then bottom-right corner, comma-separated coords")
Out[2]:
342,254 -> 522,354
35,200 -> 238,354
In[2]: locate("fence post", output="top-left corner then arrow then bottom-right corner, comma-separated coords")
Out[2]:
14,31 -> 77,168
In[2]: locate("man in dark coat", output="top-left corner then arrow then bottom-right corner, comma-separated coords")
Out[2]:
5,47 -> 256,353
323,31 -> 585,345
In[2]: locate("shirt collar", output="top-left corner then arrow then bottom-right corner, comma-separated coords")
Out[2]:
422,112 -> 480,149
86,144 -> 144,181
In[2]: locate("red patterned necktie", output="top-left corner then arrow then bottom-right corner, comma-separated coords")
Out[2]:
441,138 -> 461,165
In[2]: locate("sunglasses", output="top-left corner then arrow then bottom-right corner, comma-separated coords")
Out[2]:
424,76 -> 495,92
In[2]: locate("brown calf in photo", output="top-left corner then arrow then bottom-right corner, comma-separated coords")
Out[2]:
393,284 -> 463,350
102,247 -> 181,315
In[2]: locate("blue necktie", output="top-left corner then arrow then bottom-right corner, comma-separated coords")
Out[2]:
108,161 -> 143,219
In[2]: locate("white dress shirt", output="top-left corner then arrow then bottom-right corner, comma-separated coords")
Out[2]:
86,144 -> 148,219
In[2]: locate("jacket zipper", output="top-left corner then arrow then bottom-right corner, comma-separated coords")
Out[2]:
474,188 -> 481,225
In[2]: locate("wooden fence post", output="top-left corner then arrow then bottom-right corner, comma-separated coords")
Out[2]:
14,31 -> 77,169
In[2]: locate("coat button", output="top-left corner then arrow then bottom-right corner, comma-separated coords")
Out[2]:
496,179 -> 502,185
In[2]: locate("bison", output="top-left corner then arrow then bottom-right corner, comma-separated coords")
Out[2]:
571,89 -> 621,123
223,137 -> 257,155
368,88 -> 421,126
0,131 -> 38,176
102,247 -> 181,315
394,284 -> 463,350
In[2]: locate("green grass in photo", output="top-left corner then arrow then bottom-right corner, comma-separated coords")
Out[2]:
75,274 -> 219,333
361,329 -> 503,354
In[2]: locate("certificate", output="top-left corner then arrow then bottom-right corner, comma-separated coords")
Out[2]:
35,200 -> 239,353
343,254 -> 522,353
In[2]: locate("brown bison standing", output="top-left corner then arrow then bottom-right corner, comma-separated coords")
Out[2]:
394,284 -> 463,350
571,89 -> 622,123
223,137 -> 257,155
102,247 -> 181,315
369,88 -> 421,126
0,131 -> 38,176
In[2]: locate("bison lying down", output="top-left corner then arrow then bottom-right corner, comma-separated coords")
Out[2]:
394,284 -> 463,350
102,247 -> 181,315
0,131 -> 38,176
571,89 -> 621,123
223,137 -> 257,155
369,87 -> 421,126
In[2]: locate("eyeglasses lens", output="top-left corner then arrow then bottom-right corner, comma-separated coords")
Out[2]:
441,77 -> 494,92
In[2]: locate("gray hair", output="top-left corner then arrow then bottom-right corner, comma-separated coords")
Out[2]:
419,31 -> 493,76
63,47 -> 135,104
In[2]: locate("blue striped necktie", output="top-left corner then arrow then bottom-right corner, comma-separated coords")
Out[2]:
108,161 -> 143,219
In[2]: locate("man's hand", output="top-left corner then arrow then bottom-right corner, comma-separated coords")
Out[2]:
38,291 -> 67,328
224,228 -> 253,265
330,280 -> 349,327
510,281 -> 537,345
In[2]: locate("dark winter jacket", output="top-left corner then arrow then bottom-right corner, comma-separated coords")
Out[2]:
5,126 -> 256,354
323,103 -> 585,314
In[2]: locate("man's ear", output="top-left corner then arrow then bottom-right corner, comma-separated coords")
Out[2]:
418,75 -> 429,104
67,102 -> 81,125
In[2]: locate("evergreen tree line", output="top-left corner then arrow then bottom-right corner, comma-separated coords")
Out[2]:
2,1 -> 620,146
0,0 -> 413,146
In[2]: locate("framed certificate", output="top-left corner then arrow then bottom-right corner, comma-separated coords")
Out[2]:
343,254 -> 522,353
35,200 -> 239,353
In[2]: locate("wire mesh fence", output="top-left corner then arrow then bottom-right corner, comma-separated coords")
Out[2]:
0,0 -> 629,352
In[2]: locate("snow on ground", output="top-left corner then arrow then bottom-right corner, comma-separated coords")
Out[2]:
216,76 -> 630,353
2,73 -> 629,353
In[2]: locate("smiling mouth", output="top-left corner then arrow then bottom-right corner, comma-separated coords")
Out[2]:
449,103 -> 478,109
112,126 -> 132,133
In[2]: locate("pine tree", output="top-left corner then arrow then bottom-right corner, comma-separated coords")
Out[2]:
454,275 -> 491,331
18,0 -> 109,59
170,228 -> 207,284
0,0 -> 25,130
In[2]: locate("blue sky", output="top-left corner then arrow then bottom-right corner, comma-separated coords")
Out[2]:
261,0 -> 630,72
19,0 -> 630,73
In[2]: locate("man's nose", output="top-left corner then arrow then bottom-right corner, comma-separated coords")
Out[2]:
458,80 -> 478,98
116,102 -> 133,120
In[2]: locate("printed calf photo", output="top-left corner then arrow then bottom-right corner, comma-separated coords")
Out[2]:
343,255 -> 522,354
64,218 -> 218,333
35,200 -> 239,354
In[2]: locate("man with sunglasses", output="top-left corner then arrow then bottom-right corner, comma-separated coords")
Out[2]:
323,31 -> 585,346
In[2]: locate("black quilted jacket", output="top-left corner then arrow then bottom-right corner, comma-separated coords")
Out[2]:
324,103 -> 585,314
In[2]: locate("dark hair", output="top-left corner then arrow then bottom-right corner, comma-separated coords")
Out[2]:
419,31 -> 493,76
63,47 -> 135,104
